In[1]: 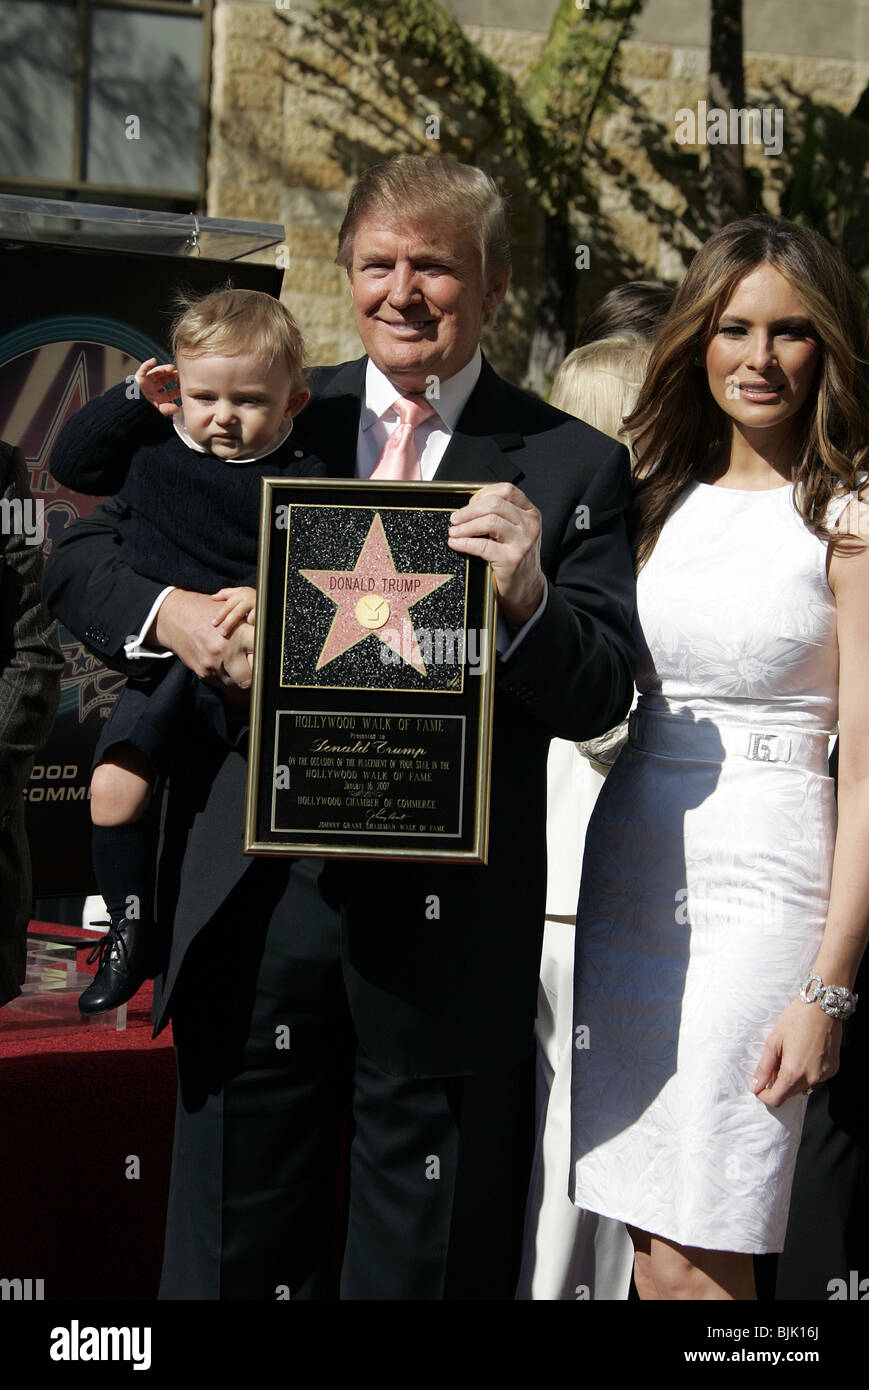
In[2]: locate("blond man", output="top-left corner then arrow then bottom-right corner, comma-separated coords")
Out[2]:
45,156 -> 636,1300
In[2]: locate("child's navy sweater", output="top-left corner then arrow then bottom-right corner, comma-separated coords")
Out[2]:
50,381 -> 304,593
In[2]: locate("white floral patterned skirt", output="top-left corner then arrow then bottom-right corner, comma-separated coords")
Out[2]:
569,708 -> 835,1253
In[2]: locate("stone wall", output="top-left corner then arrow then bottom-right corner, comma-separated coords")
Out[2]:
209,0 -> 869,377
593,37 -> 867,282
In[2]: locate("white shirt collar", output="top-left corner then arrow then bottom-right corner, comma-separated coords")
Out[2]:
360,348 -> 482,432
172,410 -> 295,462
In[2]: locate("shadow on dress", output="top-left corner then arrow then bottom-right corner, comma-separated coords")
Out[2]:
571,710 -> 725,1150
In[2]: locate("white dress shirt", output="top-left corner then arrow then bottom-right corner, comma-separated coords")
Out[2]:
355,350 -> 483,480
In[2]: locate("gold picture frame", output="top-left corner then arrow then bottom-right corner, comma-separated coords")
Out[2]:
244,477 -> 496,863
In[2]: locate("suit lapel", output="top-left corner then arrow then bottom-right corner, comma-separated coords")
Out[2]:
434,356 -> 526,486
290,358 -> 367,479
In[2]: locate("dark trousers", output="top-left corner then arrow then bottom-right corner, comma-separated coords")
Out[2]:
773,1080 -> 869,1300
772,955 -> 869,1301
158,857 -> 531,1300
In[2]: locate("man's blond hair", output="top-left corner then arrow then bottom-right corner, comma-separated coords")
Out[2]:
170,286 -> 306,384
336,154 -> 511,288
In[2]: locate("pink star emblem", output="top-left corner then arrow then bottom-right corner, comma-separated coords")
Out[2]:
299,512 -> 453,674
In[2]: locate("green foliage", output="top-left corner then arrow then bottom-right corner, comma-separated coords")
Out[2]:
321,0 -> 646,215
782,99 -> 869,285
321,0 -> 545,187
527,0 -> 644,198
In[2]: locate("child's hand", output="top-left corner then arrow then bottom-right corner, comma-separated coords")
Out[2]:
210,586 -> 257,636
135,357 -> 181,416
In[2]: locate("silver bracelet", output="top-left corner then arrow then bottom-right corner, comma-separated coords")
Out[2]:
800,972 -> 858,1020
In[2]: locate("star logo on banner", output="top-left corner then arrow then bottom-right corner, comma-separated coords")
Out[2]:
299,512 -> 453,674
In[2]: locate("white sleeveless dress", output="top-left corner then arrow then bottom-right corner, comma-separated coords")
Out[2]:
569,480 -> 849,1253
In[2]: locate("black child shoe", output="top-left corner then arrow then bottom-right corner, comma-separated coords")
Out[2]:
78,916 -> 157,1014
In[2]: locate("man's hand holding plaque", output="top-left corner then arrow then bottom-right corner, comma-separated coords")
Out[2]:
447,482 -> 545,632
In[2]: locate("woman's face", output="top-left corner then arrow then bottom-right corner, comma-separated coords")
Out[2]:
704,263 -> 820,450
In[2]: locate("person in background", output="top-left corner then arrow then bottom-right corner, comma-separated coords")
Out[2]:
575,280 -> 675,351
517,327 -> 669,1300
0,441 -> 63,1007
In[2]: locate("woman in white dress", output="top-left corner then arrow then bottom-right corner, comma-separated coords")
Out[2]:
569,215 -> 869,1300
518,336 -> 651,1301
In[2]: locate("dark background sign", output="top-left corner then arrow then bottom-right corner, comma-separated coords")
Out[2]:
0,240 -> 281,897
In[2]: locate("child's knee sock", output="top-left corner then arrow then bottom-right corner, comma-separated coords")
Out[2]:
91,821 -> 153,928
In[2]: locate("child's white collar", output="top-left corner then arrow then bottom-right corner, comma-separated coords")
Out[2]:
172,410 -> 295,462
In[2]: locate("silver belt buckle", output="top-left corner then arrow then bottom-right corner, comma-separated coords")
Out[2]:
747,732 -> 791,763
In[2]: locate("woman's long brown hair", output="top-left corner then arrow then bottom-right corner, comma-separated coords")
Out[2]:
625,215 -> 869,570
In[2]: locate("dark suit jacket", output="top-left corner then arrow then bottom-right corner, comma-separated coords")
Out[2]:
0,443 -> 63,1006
44,355 -> 636,1073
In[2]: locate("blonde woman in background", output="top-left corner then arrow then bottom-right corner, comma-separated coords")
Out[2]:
517,329 -> 664,1300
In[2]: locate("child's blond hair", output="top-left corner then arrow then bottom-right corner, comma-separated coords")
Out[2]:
170,285 -> 306,386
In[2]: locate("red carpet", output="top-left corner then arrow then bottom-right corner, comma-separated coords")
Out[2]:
0,924 -> 175,1300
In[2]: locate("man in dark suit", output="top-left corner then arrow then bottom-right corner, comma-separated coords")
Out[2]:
44,155 -> 636,1299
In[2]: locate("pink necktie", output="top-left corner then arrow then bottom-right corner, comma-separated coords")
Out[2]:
370,395 -> 437,481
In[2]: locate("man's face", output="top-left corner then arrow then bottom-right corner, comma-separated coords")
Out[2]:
176,352 -> 308,459
347,218 -> 508,392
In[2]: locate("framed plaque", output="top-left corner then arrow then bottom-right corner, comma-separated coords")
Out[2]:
245,478 -> 497,862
